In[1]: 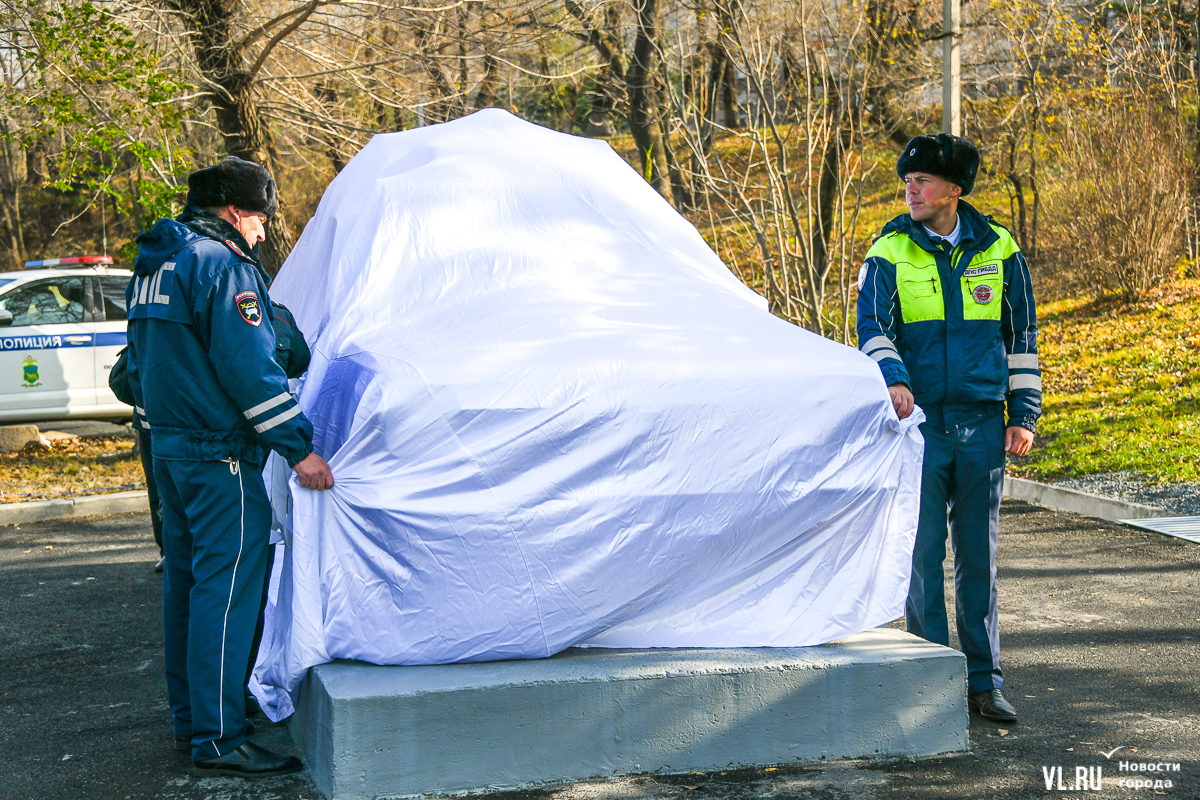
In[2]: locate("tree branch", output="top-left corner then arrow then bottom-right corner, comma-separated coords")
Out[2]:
238,2 -> 322,54
246,0 -> 332,81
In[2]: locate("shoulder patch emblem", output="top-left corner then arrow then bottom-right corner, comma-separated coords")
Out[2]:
235,290 -> 263,326
857,263 -> 868,290
972,284 -> 994,305
225,239 -> 248,259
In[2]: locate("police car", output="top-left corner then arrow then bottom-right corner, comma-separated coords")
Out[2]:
0,256 -> 133,422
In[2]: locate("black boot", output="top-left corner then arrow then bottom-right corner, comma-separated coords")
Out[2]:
968,689 -> 1018,722
193,740 -> 302,778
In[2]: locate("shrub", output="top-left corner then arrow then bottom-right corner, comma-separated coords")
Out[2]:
1044,104 -> 1188,301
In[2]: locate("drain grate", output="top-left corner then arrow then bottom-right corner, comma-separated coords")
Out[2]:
1120,516 -> 1200,544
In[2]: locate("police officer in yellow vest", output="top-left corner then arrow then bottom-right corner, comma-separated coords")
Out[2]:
857,134 -> 1041,723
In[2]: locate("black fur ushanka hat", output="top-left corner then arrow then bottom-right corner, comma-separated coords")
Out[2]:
896,133 -> 980,196
186,156 -> 278,218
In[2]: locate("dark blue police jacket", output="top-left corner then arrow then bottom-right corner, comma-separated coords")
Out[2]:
125,216 -> 315,467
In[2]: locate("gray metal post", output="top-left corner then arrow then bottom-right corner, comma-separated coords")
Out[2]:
942,0 -> 960,135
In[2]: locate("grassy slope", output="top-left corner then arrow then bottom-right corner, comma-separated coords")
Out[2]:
1008,281 -> 1200,484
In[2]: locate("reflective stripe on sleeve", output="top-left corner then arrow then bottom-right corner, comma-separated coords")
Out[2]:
253,404 -> 302,433
869,349 -> 898,364
135,406 -> 146,416
1009,374 -> 1042,391
1008,353 -> 1039,369
861,335 -> 901,362
242,392 -> 292,420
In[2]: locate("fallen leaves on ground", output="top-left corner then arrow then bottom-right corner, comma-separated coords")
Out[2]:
1008,278 -> 1200,484
0,436 -> 145,503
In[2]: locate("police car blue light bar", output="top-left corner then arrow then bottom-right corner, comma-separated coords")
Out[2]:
23,255 -> 114,269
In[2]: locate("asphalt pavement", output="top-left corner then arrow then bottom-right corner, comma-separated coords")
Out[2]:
2,501 -> 1197,800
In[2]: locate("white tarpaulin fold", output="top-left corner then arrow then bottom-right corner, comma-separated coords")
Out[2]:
251,109 -> 924,721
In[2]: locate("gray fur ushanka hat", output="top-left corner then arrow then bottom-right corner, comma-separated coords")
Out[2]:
896,133 -> 980,196
186,156 -> 278,218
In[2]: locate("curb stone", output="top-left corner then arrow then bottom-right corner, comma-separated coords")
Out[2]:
0,490 -> 148,527
1003,475 -> 1173,523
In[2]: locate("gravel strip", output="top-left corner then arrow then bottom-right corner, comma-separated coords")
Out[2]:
1051,470 -> 1200,515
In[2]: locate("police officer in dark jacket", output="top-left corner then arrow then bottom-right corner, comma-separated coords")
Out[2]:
857,135 -> 1041,724
126,157 -> 333,777
111,298 -> 308,576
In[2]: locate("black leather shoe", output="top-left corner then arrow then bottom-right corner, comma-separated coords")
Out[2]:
193,740 -> 303,778
969,689 -> 1018,722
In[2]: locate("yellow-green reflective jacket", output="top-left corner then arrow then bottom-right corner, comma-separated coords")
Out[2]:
855,202 -> 1041,433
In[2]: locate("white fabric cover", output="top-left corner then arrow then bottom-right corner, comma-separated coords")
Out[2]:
252,109 -> 925,721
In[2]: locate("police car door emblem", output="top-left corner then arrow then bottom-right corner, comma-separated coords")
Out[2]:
225,239 -> 248,259
235,290 -> 262,325
21,355 -> 40,386
972,284 -> 994,305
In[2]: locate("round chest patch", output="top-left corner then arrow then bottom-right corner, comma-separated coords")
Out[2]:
972,284 -> 994,305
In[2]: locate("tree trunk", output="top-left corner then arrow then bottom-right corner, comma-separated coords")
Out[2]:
721,53 -> 740,129
476,52 -> 500,110
457,2 -> 471,116
215,71 -> 295,273
415,19 -> 457,125
0,117 -> 27,267
315,82 -> 348,173
665,137 -> 693,211
172,0 -> 295,274
809,121 -> 851,332
1027,104 -> 1040,264
779,37 -> 803,122
1004,135 -> 1028,251
702,42 -> 727,151
1008,174 -> 1028,252
862,0 -> 918,147
565,1 -> 626,137
627,0 -> 673,203
24,136 -> 48,187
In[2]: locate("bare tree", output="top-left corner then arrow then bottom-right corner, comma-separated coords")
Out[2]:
646,0 -> 881,339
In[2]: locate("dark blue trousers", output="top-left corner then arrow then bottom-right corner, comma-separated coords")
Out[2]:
907,414 -> 1005,694
156,456 -> 272,761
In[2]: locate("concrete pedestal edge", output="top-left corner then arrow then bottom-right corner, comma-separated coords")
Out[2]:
293,630 -> 968,799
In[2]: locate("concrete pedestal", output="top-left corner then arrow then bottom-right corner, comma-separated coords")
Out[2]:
292,627 -> 967,800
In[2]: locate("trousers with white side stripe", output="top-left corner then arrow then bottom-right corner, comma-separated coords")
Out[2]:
906,412 -> 1005,695
156,456 -> 272,761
